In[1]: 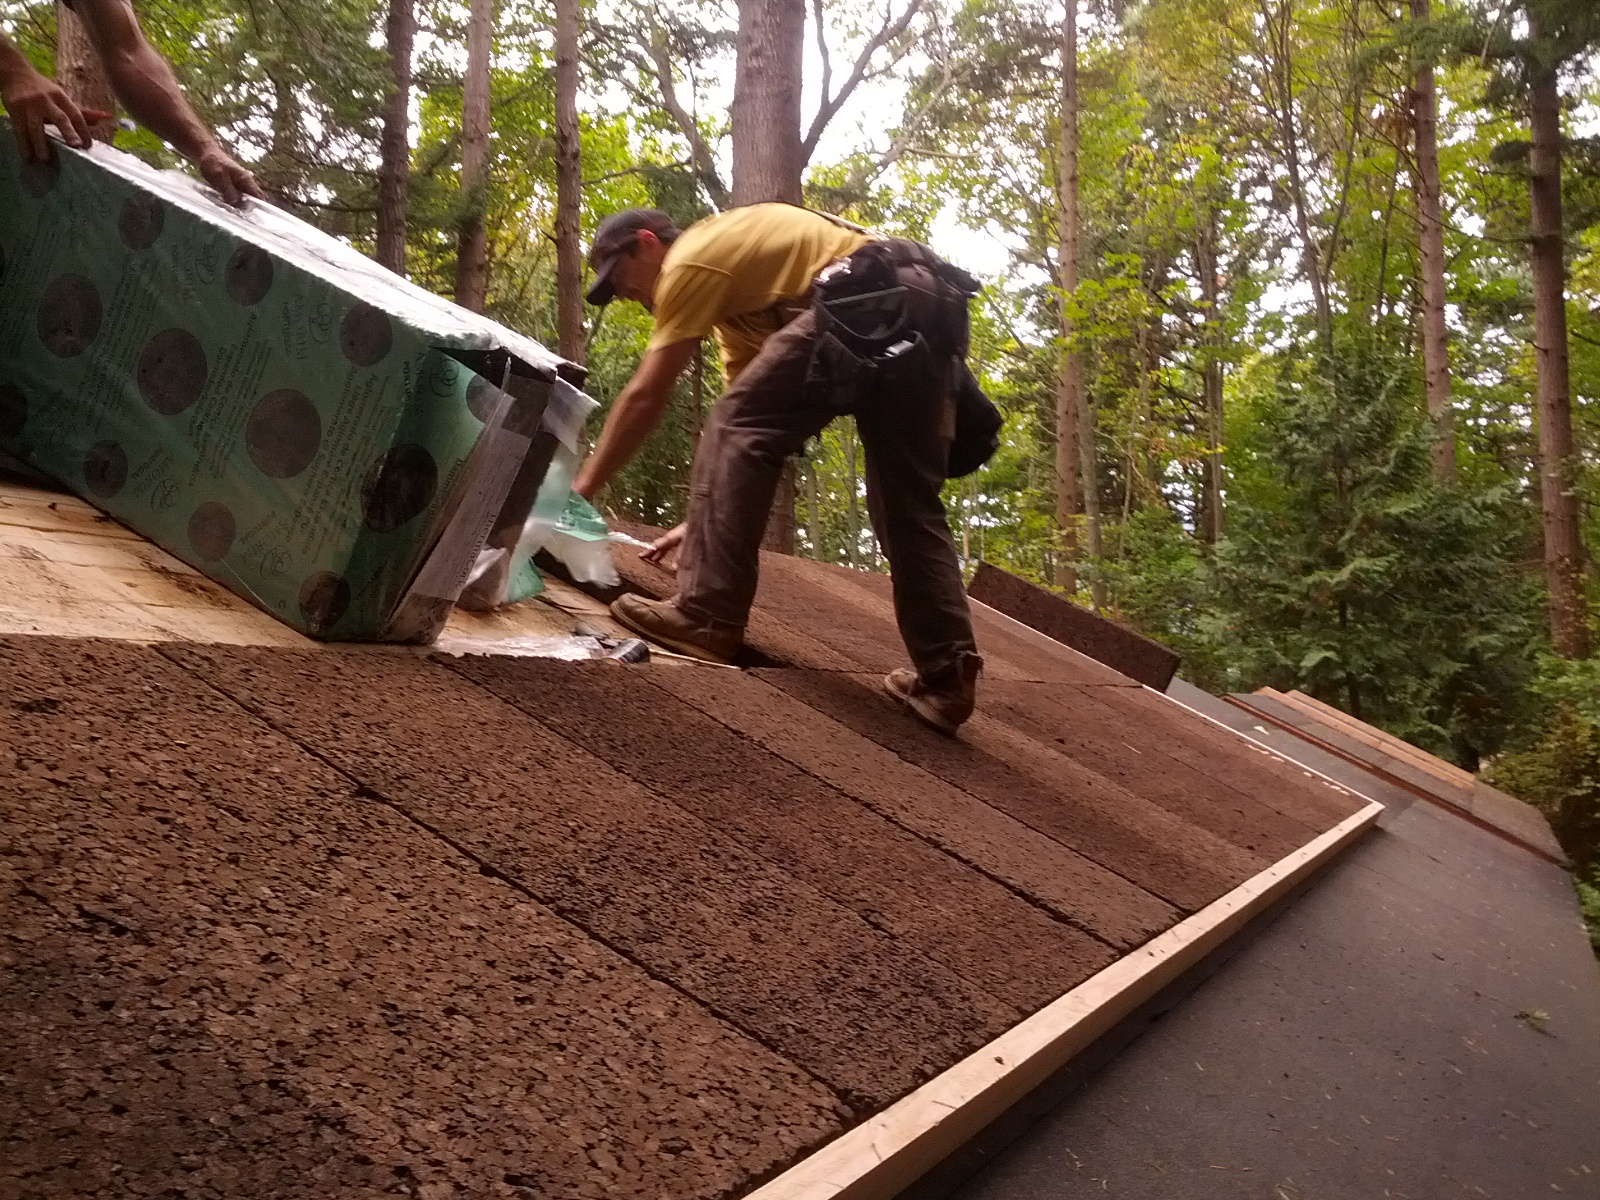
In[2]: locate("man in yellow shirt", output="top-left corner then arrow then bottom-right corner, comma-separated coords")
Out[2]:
575,203 -> 985,734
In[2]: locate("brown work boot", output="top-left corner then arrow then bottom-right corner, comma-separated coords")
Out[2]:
610,593 -> 741,665
883,655 -> 982,735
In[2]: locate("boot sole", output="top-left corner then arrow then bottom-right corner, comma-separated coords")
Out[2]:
610,599 -> 736,665
882,672 -> 961,736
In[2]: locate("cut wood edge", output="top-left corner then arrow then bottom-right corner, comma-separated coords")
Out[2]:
745,798 -> 1384,1200
1264,688 -> 1475,794
965,597 -> 1143,686
1227,694 -> 1567,867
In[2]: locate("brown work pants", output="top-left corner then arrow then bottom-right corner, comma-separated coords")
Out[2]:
674,259 -> 980,684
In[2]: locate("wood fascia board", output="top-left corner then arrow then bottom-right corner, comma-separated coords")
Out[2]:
1229,695 -> 1566,866
1266,689 -> 1475,791
745,796 -> 1384,1200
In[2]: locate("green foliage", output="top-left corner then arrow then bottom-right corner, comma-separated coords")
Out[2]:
1209,343 -> 1541,762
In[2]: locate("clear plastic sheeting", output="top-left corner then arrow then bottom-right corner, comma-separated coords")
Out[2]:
433,631 -> 649,662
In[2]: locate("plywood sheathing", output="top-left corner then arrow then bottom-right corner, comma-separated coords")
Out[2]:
0,636 -> 847,1199
0,483 -> 313,646
966,561 -> 1182,690
159,643 -> 1019,1114
447,655 -> 1119,1013
1231,689 -> 1565,864
0,480 -> 636,655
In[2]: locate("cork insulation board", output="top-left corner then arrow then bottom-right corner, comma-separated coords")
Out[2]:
0,125 -> 590,641
3,612 -> 1372,1198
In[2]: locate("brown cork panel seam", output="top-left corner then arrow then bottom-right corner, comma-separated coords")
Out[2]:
160,643 -> 1020,1114
647,664 -> 1179,951
0,636 -> 846,1200
445,654 -> 1119,1014
975,679 -> 1326,860
756,669 -> 1269,912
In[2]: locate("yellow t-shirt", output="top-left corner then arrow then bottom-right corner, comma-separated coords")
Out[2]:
647,204 -> 873,381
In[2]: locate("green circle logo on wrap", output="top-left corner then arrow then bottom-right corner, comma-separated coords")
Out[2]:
245,389 -> 322,479
187,501 -> 237,561
83,441 -> 127,499
137,329 -> 209,415
118,194 -> 165,250
361,444 -> 438,533
38,275 -> 103,357
340,303 -> 394,367
225,244 -> 274,306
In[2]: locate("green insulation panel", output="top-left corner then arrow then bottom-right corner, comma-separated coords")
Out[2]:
0,122 -> 591,641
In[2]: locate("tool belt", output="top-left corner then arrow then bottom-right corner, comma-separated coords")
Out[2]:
804,238 -> 1002,479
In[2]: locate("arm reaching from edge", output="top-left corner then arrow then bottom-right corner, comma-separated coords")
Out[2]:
573,338 -> 698,500
73,0 -> 265,204
0,34 -> 91,160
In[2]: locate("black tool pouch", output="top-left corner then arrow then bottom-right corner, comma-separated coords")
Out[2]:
949,362 -> 1002,478
804,238 -> 1001,477
804,253 -> 925,414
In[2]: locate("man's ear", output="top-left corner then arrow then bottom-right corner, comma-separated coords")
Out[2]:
635,229 -> 660,251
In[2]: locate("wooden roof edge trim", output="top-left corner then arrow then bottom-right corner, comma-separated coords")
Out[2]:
1272,689 -> 1477,791
1228,696 -> 1568,868
743,798 -> 1384,1200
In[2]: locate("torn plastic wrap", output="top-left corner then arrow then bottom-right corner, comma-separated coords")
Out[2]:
0,123 -> 590,641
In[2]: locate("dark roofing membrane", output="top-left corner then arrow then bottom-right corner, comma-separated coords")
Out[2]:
936,682 -> 1600,1200
2,546 -> 1368,1198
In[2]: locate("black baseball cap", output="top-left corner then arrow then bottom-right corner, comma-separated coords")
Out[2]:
585,208 -> 680,305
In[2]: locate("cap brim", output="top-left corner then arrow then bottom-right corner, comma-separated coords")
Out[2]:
585,255 -> 620,306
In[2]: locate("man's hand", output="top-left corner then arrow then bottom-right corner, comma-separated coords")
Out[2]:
0,53 -> 90,160
195,142 -> 266,205
639,523 -> 686,572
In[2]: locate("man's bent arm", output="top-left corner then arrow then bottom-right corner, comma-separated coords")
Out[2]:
74,0 -> 264,203
0,34 -> 91,159
574,339 -> 697,499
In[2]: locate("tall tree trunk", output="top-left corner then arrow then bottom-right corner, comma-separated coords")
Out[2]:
1409,0 -> 1454,482
733,0 -> 804,552
1054,0 -> 1084,595
730,0 -> 804,206
1197,209 -> 1226,545
55,1 -> 114,143
1527,15 -> 1589,660
454,0 -> 494,312
1268,0 -> 1334,355
554,0 -> 584,363
376,0 -> 415,275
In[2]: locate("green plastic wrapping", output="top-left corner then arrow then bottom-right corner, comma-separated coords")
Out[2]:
0,122 -> 594,640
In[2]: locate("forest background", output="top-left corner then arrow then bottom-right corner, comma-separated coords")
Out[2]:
3,0 -> 1599,925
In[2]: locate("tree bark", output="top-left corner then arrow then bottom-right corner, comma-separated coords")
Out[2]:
1197,209 -> 1226,545
1266,0 -> 1334,355
554,0 -> 584,362
55,2 -> 115,144
731,0 -> 804,551
1527,14 -> 1589,660
376,0 -> 415,275
1409,0 -> 1454,482
731,0 -> 805,207
1054,0 -> 1086,595
454,0 -> 494,312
